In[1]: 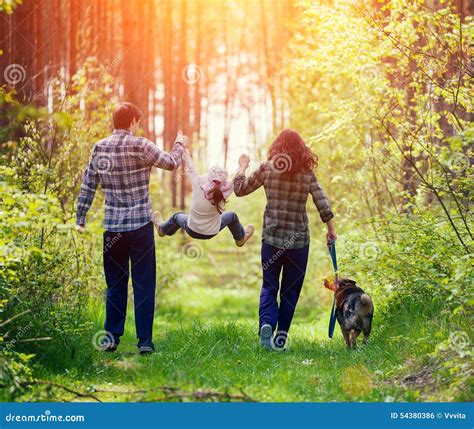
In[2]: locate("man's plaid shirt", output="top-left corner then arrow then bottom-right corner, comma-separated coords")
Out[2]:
233,161 -> 334,249
76,129 -> 184,232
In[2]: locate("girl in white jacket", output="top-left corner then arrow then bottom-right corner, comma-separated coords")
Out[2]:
153,151 -> 254,246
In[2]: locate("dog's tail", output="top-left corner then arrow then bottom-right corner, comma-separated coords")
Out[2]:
358,294 -> 374,316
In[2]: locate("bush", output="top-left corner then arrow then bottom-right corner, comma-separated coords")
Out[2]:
340,210 -> 473,400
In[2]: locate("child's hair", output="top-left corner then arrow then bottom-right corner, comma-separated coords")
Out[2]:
204,181 -> 227,214
202,165 -> 230,214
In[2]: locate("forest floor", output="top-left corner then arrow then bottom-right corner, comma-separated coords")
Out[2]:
32,218 -> 450,403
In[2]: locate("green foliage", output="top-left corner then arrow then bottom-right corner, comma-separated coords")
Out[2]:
282,0 -> 472,401
1,1 -> 472,403
0,62 -> 123,397
4,59 -> 118,214
0,352 -> 34,401
0,59 -> 185,399
0,165 -> 97,377
340,211 -> 473,400
6,234 -> 467,402
342,213 -> 472,311
286,0 -> 473,238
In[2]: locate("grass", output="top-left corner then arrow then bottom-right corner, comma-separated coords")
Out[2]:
25,195 -> 466,402
32,232 -> 452,403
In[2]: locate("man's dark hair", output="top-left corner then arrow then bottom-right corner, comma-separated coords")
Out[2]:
113,102 -> 143,129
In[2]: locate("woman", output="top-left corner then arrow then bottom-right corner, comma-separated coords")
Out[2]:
233,129 -> 337,350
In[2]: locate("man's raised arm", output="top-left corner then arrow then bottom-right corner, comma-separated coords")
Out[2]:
142,134 -> 188,171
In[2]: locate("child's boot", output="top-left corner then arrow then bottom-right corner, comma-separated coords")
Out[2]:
152,211 -> 166,237
236,225 -> 255,247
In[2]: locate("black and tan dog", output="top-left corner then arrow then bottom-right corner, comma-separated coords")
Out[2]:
324,278 -> 374,349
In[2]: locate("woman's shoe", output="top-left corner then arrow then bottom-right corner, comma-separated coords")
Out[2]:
271,331 -> 288,351
236,225 -> 255,247
152,211 -> 166,237
259,324 -> 273,350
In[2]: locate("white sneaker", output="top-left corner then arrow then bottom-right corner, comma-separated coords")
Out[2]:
152,211 -> 165,237
236,225 -> 255,247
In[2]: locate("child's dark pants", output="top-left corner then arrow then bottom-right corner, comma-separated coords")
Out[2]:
160,211 -> 245,240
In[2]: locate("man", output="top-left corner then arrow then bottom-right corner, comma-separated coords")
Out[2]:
76,102 -> 186,355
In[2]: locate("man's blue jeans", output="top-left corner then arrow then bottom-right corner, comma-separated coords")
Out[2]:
259,242 -> 309,346
160,211 -> 245,241
103,222 -> 155,348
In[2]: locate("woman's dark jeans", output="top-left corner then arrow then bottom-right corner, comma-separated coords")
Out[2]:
160,211 -> 245,241
259,242 -> 309,346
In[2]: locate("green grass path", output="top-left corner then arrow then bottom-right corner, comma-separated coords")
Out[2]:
41,229 -> 442,402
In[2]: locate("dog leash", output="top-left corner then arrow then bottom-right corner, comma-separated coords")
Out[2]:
327,238 -> 338,338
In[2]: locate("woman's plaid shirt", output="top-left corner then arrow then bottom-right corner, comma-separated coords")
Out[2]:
76,129 -> 184,232
233,162 -> 334,249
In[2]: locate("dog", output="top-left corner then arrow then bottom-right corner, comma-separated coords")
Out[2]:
324,278 -> 374,349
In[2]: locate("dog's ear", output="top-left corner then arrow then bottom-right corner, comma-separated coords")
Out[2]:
339,278 -> 356,287
323,278 -> 337,291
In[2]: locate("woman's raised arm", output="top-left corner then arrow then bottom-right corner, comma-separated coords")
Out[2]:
233,154 -> 265,196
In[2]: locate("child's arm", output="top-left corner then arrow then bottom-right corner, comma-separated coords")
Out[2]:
222,182 -> 234,199
183,151 -> 201,185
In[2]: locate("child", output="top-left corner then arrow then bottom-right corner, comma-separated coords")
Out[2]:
153,151 -> 254,246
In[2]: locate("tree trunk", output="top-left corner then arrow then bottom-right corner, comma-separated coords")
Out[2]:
69,0 -> 78,77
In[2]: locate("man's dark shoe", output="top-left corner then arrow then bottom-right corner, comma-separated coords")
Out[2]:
138,345 -> 155,355
100,340 -> 118,352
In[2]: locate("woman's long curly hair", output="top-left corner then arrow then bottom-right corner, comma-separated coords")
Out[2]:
268,129 -> 318,174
